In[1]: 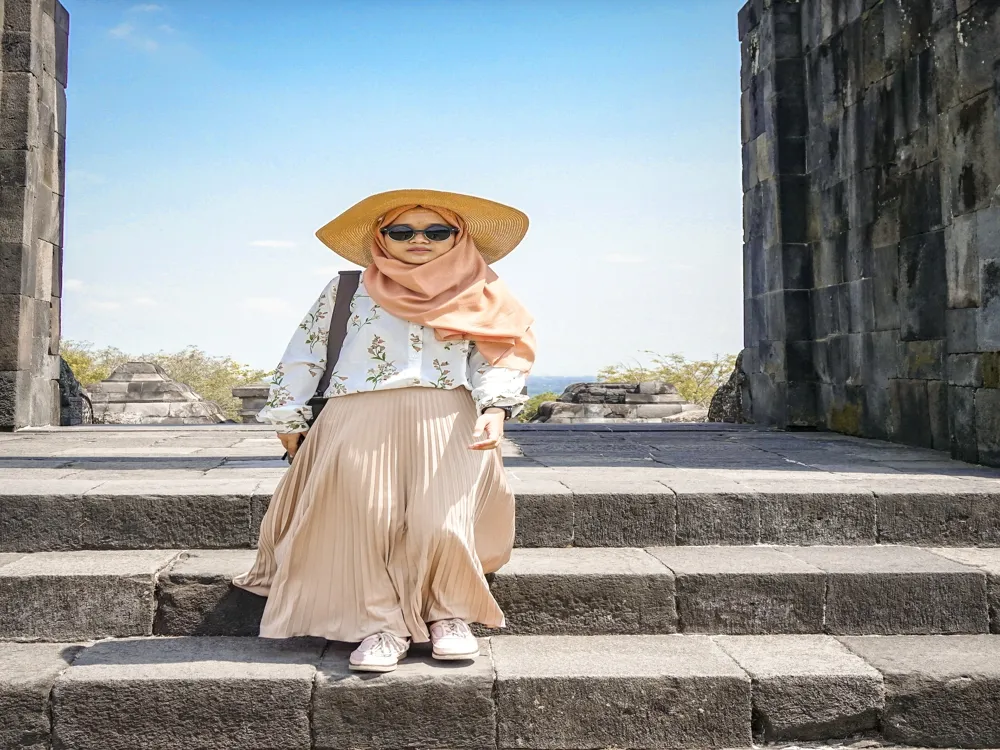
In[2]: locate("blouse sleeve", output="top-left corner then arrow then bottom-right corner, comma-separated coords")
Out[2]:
257,276 -> 339,433
467,343 -> 530,419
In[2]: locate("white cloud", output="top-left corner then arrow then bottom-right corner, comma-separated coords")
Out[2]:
108,22 -> 135,38
250,240 -> 297,248
243,297 -> 291,313
132,297 -> 157,306
158,24 -> 176,32
108,19 -> 161,52
604,253 -> 645,264
88,301 -> 122,311
64,278 -> 84,290
130,3 -> 164,11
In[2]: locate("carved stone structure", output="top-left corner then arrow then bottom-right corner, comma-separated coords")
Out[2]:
740,0 -> 1000,464
88,362 -> 227,425
0,0 -> 70,430
708,351 -> 747,423
232,382 -> 269,424
534,381 -> 706,423
58,355 -> 89,425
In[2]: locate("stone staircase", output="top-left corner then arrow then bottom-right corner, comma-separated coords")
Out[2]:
2,425 -> 1000,749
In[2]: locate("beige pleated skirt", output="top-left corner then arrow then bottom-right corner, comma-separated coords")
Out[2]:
232,385 -> 515,644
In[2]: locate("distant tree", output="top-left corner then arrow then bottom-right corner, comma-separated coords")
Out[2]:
598,352 -> 737,407
516,391 -> 560,423
61,340 -> 271,421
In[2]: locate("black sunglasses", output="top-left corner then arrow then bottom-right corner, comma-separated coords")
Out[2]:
380,224 -> 458,242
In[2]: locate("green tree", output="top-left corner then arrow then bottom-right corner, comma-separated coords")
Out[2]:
598,352 -> 737,407
517,391 -> 560,423
61,340 -> 272,422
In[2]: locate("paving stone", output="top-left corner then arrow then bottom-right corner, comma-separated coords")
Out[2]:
492,634 -> 751,749
647,547 -> 825,634
0,550 -> 178,640
153,550 -> 264,636
490,548 -> 676,634
840,635 -> 1000,747
0,642 -> 82,750
559,481 -> 675,546
786,546 -> 988,634
313,640 -> 494,750
715,635 -> 883,741
51,636 -> 322,750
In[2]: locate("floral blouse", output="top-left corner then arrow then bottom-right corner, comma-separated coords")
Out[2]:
257,275 -> 530,433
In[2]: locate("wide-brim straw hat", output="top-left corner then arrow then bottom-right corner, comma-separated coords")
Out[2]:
315,189 -> 529,267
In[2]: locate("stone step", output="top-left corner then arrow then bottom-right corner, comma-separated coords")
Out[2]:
1,547 -> 997,641
4,476 -> 1000,552
4,634 -> 1000,749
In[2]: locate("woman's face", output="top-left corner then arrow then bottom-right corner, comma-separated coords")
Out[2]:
380,207 -> 459,265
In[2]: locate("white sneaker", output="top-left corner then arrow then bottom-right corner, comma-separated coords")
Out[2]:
429,619 -> 479,660
349,632 -> 409,672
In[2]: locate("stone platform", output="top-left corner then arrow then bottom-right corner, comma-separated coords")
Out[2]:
2,424 -> 1000,748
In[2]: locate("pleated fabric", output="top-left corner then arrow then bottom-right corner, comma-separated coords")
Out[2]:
232,385 -> 515,643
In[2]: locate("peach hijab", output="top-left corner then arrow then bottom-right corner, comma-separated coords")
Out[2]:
362,204 -> 535,373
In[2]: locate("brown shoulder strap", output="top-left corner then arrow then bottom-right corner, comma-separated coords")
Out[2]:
316,270 -> 361,397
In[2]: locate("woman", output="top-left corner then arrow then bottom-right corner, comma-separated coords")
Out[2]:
234,189 -> 535,673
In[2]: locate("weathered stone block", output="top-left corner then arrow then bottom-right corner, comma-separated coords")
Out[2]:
840,635 -> 1000,747
872,243 -> 900,330
53,637 -> 321,750
675,490 -> 760,545
314,640 -> 495,750
0,550 -> 177,640
80,481 -> 254,549
976,388 -> 1000,467
492,549 -> 676,634
511,482 -> 574,548
898,230 -> 947,340
154,550 -> 264,636
947,307 -> 979,353
0,641 -> 82,750
716,635 -> 883,741
759,491 -> 877,544
947,211 -> 981,308
901,339 -> 944,380
878,490 -> 1000,545
493,635 -> 751,749
569,486 -> 675,547
980,258 -> 1000,348
788,546 -> 988,634
649,546 -> 825,634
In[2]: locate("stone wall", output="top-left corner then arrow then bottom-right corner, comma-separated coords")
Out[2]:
740,0 -> 1000,464
534,381 -> 707,423
0,0 -> 69,429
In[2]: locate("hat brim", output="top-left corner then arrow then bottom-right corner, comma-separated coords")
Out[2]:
315,189 -> 529,267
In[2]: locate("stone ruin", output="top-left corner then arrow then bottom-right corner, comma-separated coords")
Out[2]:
87,362 -> 227,425
533,381 -> 707,424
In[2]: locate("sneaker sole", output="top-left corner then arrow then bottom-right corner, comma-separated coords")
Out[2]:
349,650 -> 408,672
432,648 -> 480,661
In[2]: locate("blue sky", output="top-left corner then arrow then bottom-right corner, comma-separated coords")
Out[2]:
60,0 -> 746,376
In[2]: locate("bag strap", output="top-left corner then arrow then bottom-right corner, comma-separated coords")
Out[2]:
315,270 -> 361,398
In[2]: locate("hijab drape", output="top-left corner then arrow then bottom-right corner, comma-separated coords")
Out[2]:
361,204 -> 535,372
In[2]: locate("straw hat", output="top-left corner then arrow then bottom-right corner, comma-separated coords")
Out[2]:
314,189 -> 529,267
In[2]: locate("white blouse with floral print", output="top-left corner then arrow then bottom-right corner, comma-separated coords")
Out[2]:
257,275 -> 530,433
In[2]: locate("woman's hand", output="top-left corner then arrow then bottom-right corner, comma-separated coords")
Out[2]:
469,408 -> 505,450
278,431 -> 307,458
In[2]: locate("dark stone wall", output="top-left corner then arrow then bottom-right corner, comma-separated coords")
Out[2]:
739,0 -> 1000,465
0,0 -> 69,429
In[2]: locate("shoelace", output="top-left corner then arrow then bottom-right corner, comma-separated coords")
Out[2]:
435,619 -> 469,638
361,632 -> 404,657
